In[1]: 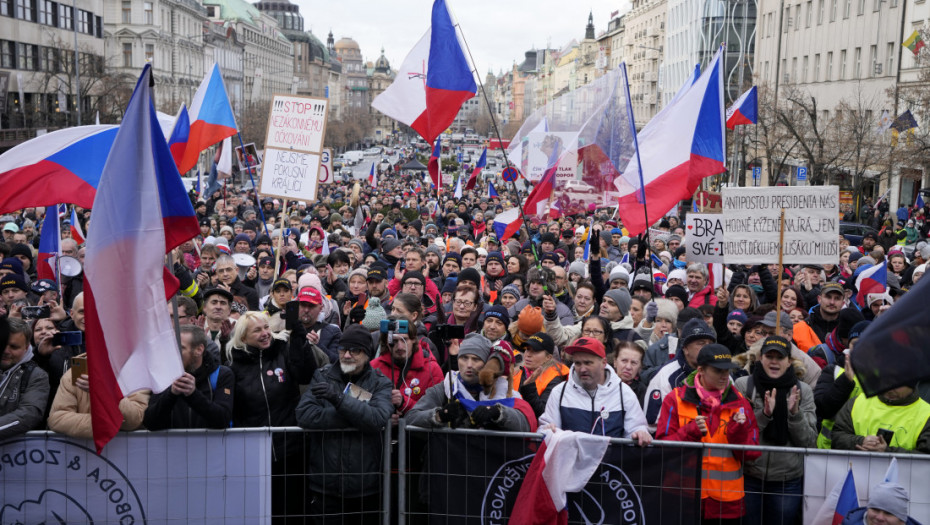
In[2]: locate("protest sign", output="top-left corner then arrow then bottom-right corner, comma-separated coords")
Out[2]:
685,213 -> 725,263
721,186 -> 839,264
317,148 -> 333,184
259,94 -> 329,201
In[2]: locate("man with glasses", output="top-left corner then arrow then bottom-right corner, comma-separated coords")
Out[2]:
213,254 -> 259,310
449,288 -> 479,331
388,247 -> 440,305
296,324 -> 393,523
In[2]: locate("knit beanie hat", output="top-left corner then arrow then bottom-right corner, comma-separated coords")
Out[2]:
500,284 -> 521,300
517,306 -> 544,335
727,309 -> 748,325
654,298 -> 679,327
481,305 -> 511,326
458,333 -> 492,363
604,288 -> 632,317
609,265 -> 631,285
441,277 -> 458,295
665,284 -> 689,305
847,320 -> 871,342
340,324 -> 375,358
836,307 -> 865,341
867,483 -> 910,522
568,260 -> 587,279
348,267 -> 369,282
457,268 -> 482,289
361,296 -> 388,332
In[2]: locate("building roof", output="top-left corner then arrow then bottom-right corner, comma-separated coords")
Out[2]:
334,37 -> 360,51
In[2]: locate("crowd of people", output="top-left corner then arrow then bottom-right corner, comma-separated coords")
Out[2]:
1,159 -> 928,524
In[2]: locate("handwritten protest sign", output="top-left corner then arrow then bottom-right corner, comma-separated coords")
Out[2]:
259,94 -> 329,201
721,186 -> 839,264
684,213 -> 725,263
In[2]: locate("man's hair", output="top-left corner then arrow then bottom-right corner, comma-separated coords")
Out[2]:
461,246 -> 478,259
686,263 -> 708,279
7,317 -> 32,343
454,286 -> 478,303
200,244 -> 220,258
180,325 -> 208,350
405,246 -> 425,260
176,295 -> 197,317
215,254 -> 235,268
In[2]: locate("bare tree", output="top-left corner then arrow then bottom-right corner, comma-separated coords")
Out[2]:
775,84 -> 849,185
748,84 -> 800,185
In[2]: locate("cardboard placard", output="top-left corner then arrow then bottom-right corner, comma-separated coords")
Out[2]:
317,148 -> 333,184
721,186 -> 839,264
684,213 -> 725,263
258,94 -> 329,202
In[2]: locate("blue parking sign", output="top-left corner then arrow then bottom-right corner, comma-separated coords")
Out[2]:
797,167 -> 807,181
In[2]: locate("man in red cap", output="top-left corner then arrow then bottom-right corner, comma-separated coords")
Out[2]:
298,287 -> 343,363
538,336 -> 652,445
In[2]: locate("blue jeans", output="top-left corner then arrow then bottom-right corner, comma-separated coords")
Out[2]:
743,476 -> 803,525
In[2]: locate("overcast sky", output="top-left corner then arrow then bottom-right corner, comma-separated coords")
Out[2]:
291,0 -> 632,76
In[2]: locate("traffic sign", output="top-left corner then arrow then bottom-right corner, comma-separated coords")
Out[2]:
501,166 -> 519,182
752,167 -> 761,179
797,167 -> 807,181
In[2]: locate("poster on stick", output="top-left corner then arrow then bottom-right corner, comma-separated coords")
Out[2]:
685,213 -> 725,263
259,94 -> 329,201
721,186 -> 839,264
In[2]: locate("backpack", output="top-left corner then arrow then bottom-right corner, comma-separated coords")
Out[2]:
207,367 -> 233,428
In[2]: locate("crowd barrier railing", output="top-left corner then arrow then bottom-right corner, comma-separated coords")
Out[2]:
3,424 -> 929,524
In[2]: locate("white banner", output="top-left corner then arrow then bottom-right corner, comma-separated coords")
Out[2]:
684,213 -> 725,263
0,430 -> 271,524
721,186 -> 839,264
259,148 -> 321,202
804,454 -> 930,525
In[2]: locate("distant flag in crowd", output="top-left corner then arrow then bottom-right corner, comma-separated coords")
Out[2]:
84,64 -> 198,453
167,104 -> 191,170
414,179 -> 423,193
916,192 -> 925,209
509,431 -> 610,525
619,252 -> 630,265
488,181 -> 498,199
353,205 -> 366,234
320,234 -> 330,255
883,458 -> 899,483
428,137 -> 442,189
465,147 -> 487,190
616,47 -> 726,236
904,30 -> 926,56
725,86 -> 758,129
37,205 -> 63,282
69,207 -> 85,244
522,142 -> 562,217
875,188 -> 891,207
176,63 -> 239,175
216,136 -> 233,180
855,262 -> 887,307
370,0 -> 477,144
368,163 -> 377,187
453,171 -> 463,199
582,218 -> 594,261
493,207 -> 522,242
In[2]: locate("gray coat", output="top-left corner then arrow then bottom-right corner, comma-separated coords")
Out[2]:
0,360 -> 50,441
734,375 -> 817,481
296,363 -> 393,498
405,372 -> 531,432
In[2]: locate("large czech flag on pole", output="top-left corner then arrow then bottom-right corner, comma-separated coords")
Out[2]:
176,63 -> 239,175
84,64 -> 198,453
371,0 -> 477,144
428,137 -> 442,189
616,47 -> 726,236
725,86 -> 758,129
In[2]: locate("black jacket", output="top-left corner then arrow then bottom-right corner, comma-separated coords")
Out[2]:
295,362 -> 393,498
143,351 -> 235,430
228,278 -> 260,311
807,305 -> 839,342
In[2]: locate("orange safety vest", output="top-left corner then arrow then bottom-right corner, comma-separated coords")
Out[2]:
674,390 -> 745,503
513,363 -> 570,395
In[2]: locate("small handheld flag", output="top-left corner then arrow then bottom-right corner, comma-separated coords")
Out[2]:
916,193 -> 925,209
69,207 -> 85,244
368,163 -> 377,187
488,181 -> 498,198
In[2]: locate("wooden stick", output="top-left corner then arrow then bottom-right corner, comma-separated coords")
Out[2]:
775,208 -> 786,330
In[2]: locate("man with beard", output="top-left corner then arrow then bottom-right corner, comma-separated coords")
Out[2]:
143,325 -> 234,429
296,324 -> 393,524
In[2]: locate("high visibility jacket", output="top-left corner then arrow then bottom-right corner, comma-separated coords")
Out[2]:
513,363 -> 570,395
817,366 -> 861,449
664,386 -> 757,504
850,393 -> 930,450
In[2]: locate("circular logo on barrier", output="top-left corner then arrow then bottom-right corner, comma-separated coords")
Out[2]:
0,438 -> 146,524
480,454 -> 645,525
501,167 -> 519,182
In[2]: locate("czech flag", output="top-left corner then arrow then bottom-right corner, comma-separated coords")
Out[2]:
725,86 -> 758,129
176,63 -> 239,175
368,163 -> 377,187
370,0 -> 477,144
69,207 -> 86,245
833,470 -> 859,524
493,207 -> 522,242
616,47 -> 726,236
414,179 -> 423,193
509,431 -> 610,525
85,64 -> 197,453
167,104 -> 191,170
855,263 -> 887,307
0,126 -> 117,214
465,147 -> 486,190
37,204 -> 63,282
522,146 -> 561,218
428,137 -> 442,189
488,181 -> 498,199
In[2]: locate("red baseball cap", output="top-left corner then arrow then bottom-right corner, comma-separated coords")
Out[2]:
298,287 -> 323,305
564,337 -> 606,359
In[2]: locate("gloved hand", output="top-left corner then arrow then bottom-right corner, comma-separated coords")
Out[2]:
311,382 -> 344,407
436,400 -> 467,427
471,404 -> 502,428
645,301 -> 658,323
174,262 -> 194,291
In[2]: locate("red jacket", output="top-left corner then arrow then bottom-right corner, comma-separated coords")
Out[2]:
371,342 -> 444,414
688,284 -> 718,308
388,275 -> 441,315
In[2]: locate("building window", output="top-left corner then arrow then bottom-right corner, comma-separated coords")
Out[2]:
15,0 -> 33,21
145,43 -> 153,64
818,0 -> 824,23
844,0 -> 851,17
806,0 -> 812,26
17,43 -> 36,70
840,49 -> 847,79
802,56 -> 809,82
95,15 -> 101,37
795,5 -> 802,30
858,0 -> 865,14
76,9 -> 88,33
814,53 -> 821,80
854,47 -> 861,78
121,0 -> 130,22
40,46 -> 58,72
58,3 -> 70,28
886,42 -> 894,75
830,0 -> 837,20
0,0 -> 11,17
869,45 -> 877,76
0,40 -> 14,68
827,51 -> 833,80
143,1 -> 152,24
38,0 -> 55,25
122,42 -> 132,67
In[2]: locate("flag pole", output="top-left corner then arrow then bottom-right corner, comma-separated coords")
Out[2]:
452,18 -> 541,269
620,63 -> 655,287
235,131 -> 270,237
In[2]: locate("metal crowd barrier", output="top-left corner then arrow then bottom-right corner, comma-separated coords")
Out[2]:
4,425 -> 929,524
